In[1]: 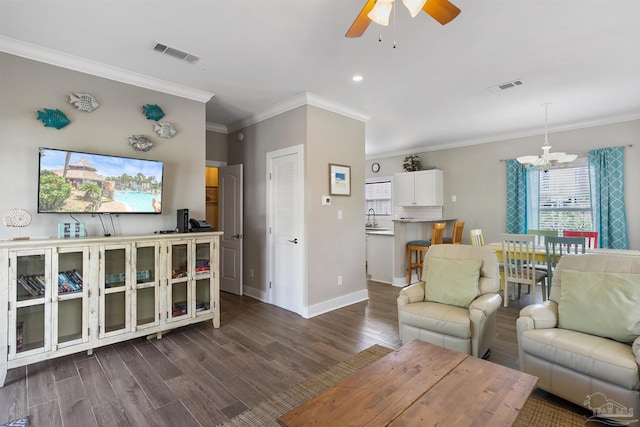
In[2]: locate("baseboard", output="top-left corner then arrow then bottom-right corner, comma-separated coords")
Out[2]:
242,285 -> 268,302
393,276 -> 411,287
302,289 -> 369,319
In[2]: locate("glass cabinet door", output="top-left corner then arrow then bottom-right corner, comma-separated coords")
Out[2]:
194,240 -> 213,316
168,240 -> 191,321
100,244 -> 131,337
133,242 -> 160,329
52,247 -> 89,348
9,249 -> 51,358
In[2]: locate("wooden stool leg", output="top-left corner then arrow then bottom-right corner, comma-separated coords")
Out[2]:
407,246 -> 412,285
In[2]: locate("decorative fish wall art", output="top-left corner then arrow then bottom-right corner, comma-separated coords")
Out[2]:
142,104 -> 165,121
128,135 -> 154,152
36,108 -> 70,129
69,93 -> 99,112
154,122 -> 176,138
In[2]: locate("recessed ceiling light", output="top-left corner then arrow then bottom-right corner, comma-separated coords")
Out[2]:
352,75 -> 363,82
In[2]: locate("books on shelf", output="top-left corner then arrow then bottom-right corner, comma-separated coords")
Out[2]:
16,321 -> 23,352
17,274 -> 45,297
58,270 -> 83,293
195,259 -> 210,275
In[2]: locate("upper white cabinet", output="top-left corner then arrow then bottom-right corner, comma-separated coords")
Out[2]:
395,170 -> 443,206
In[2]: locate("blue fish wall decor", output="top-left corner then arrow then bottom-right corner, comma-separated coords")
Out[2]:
142,104 -> 165,121
36,108 -> 70,129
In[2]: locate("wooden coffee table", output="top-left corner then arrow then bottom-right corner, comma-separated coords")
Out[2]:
277,340 -> 537,426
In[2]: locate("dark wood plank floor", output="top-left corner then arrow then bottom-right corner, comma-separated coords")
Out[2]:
0,281 -> 576,426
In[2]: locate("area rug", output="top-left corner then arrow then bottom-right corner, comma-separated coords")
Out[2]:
218,345 -> 588,427
0,417 -> 28,427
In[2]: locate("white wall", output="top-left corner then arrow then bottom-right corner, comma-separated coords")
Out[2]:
367,119 -> 640,249
0,53 -> 207,239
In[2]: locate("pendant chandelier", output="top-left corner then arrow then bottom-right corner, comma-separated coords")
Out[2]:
517,104 -> 577,172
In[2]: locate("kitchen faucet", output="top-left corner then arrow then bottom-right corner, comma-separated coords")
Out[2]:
366,208 -> 377,228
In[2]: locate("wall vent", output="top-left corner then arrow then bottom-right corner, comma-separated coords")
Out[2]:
153,41 -> 199,64
488,79 -> 525,93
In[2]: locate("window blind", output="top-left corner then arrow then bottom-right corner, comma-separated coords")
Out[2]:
538,163 -> 592,231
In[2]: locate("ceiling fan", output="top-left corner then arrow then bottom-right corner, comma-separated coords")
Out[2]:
345,0 -> 461,38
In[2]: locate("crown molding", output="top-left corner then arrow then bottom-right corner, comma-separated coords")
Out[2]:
0,36 -> 214,103
206,122 -> 228,133
366,112 -> 640,159
227,92 -> 371,133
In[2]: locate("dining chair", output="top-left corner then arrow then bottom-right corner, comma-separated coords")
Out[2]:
443,221 -> 465,244
563,230 -> 598,248
469,229 -> 485,246
406,223 -> 446,285
527,229 -> 558,246
501,233 -> 548,307
544,235 -> 586,296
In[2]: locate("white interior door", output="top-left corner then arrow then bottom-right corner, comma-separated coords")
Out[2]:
218,164 -> 243,295
266,145 -> 304,315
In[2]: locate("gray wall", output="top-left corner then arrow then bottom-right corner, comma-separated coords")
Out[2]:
206,130 -> 228,163
306,106 -> 366,305
0,53 -> 207,239
228,105 -> 367,309
366,119 -> 640,249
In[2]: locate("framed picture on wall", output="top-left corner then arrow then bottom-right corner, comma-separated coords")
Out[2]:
329,163 -> 351,196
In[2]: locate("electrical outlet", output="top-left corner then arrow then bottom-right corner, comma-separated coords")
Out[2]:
337,276 -> 343,286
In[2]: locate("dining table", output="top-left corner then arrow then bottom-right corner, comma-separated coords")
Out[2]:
487,243 -> 640,291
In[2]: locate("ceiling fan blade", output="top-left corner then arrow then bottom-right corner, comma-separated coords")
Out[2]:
345,0 -> 376,38
516,155 -> 540,165
422,0 -> 461,25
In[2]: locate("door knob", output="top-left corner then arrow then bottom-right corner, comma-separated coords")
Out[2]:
288,238 -> 298,244
232,234 -> 244,239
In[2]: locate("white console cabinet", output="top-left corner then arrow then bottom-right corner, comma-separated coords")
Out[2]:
395,170 -> 443,206
0,231 -> 221,386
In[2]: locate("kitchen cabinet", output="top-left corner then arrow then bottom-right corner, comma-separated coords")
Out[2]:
395,170 -> 443,206
0,231 -> 221,387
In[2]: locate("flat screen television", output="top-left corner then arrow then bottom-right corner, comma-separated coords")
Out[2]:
38,147 -> 164,214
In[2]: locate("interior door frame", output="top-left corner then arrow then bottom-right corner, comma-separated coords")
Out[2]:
265,144 -> 306,315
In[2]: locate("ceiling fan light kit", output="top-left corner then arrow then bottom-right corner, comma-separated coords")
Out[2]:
368,0 -> 393,26
516,104 -> 578,172
346,0 -> 460,38
403,0 -> 428,17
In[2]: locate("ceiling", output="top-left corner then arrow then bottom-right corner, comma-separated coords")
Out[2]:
2,1 -> 640,157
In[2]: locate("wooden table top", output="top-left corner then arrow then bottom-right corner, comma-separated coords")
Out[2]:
277,340 -> 538,427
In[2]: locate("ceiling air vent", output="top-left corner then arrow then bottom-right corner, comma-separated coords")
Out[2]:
153,41 -> 200,64
487,79 -> 525,93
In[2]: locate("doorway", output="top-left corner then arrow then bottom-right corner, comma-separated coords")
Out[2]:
218,164 -> 244,295
205,167 -> 219,230
266,145 -> 305,315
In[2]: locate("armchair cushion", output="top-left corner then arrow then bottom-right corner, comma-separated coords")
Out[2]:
519,328 -> 640,390
558,270 -> 640,343
425,257 -> 482,308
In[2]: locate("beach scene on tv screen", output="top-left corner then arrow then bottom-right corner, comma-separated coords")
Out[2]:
39,149 -> 163,213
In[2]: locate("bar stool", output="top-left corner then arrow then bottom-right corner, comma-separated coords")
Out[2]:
406,223 -> 445,285
443,221 -> 465,244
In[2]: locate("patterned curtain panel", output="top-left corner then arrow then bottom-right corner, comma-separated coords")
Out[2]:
588,146 -> 628,249
506,159 -> 528,234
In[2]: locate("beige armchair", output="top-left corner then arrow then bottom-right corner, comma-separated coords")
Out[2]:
517,253 -> 640,421
397,244 -> 502,358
